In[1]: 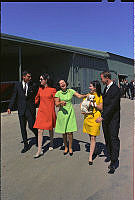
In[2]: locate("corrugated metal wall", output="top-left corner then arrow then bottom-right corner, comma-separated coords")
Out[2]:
66,53 -> 134,104
107,53 -> 134,82
68,53 -> 109,104
1,37 -> 134,107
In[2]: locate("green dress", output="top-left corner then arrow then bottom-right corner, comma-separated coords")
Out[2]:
55,89 -> 77,134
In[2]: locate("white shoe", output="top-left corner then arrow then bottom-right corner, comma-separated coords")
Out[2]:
34,150 -> 43,158
49,146 -> 53,151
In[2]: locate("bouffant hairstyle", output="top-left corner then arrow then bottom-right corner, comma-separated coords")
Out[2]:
40,73 -> 53,87
90,80 -> 102,97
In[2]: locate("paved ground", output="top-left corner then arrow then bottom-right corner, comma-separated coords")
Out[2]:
1,98 -> 134,200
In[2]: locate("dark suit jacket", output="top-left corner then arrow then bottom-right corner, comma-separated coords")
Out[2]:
8,81 -> 38,116
102,83 -> 121,125
129,82 -> 134,91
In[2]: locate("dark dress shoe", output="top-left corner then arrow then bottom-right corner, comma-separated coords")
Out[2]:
21,145 -> 29,153
89,161 -> 93,165
104,157 -> 111,162
108,160 -> 119,170
108,166 -> 115,174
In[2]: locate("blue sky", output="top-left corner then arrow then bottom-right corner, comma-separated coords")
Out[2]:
1,2 -> 134,58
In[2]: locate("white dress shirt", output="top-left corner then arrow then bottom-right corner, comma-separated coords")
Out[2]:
106,81 -> 113,93
22,81 -> 28,96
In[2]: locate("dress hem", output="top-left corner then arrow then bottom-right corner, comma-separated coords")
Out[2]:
34,126 -> 56,130
83,131 -> 100,136
55,130 -> 77,134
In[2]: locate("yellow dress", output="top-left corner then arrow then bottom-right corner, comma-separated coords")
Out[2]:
83,92 -> 103,136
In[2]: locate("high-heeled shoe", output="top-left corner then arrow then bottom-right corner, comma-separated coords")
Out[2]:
69,152 -> 73,156
69,150 -> 73,156
34,150 -> 43,159
88,161 -> 93,165
63,150 -> 69,155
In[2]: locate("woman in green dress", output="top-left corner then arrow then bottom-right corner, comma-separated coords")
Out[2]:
55,79 -> 87,156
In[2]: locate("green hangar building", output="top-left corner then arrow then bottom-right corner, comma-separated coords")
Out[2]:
1,33 -> 134,107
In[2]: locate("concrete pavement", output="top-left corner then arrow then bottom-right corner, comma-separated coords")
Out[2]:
1,98 -> 134,200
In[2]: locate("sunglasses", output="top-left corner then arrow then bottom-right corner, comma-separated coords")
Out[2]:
25,75 -> 31,78
40,78 -> 44,81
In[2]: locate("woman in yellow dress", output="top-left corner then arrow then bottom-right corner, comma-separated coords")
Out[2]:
82,80 -> 103,165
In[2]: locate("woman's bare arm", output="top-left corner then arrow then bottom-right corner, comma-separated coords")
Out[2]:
54,97 -> 66,107
74,92 -> 88,99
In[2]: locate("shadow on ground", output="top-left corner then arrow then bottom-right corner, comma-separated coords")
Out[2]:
85,142 -> 108,161
23,137 -> 110,162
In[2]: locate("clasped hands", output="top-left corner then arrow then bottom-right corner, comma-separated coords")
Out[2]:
95,117 -> 103,123
60,101 -> 66,106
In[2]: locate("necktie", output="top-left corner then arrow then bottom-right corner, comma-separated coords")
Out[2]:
23,83 -> 27,95
103,86 -> 107,95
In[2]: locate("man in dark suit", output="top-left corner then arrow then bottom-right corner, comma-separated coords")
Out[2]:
7,70 -> 38,153
129,80 -> 134,100
124,80 -> 130,99
96,71 -> 121,174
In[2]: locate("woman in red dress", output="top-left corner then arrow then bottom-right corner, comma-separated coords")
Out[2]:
33,73 -> 56,158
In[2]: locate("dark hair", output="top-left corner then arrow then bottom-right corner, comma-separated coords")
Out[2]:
90,80 -> 102,97
22,70 -> 31,77
100,71 -> 111,79
56,79 -> 69,91
40,73 -> 53,87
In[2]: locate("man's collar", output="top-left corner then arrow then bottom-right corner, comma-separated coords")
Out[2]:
107,81 -> 113,88
22,80 -> 28,85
